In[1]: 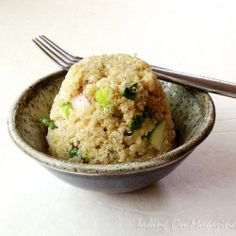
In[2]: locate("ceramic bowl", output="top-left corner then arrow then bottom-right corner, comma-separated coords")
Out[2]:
8,70 -> 215,193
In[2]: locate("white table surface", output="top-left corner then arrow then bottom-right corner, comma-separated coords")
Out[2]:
1,0 -> 236,235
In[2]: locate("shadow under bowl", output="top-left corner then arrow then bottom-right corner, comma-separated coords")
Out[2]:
8,70 -> 215,193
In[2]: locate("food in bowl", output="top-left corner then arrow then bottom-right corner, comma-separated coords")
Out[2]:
42,54 -> 175,164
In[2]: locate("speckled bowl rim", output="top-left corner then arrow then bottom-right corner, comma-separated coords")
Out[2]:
8,70 -> 215,176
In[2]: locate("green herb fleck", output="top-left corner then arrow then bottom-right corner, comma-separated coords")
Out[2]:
40,118 -> 57,129
130,114 -> 144,131
95,88 -> 110,107
69,146 -> 79,158
69,147 -> 89,163
59,102 -> 73,120
123,82 -> 138,100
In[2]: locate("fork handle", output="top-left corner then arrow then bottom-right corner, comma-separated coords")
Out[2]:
152,65 -> 236,98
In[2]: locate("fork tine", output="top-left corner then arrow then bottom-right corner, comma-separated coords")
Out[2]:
33,38 -> 72,70
35,37 -> 73,65
40,35 -> 83,61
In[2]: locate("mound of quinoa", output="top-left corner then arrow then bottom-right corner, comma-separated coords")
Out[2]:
46,54 -> 175,164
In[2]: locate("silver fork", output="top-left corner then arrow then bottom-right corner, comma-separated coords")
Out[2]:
33,35 -> 236,98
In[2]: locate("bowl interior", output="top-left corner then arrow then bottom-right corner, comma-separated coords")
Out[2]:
13,71 -> 213,164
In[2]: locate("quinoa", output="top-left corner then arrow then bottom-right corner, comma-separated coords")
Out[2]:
46,54 -> 175,164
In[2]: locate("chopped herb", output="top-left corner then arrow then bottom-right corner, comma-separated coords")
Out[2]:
123,82 -> 138,100
59,102 -> 73,120
143,106 -> 154,118
130,114 -> 144,131
95,88 -> 109,107
40,117 -> 57,129
149,121 -> 165,150
69,146 -> 89,163
69,146 -> 79,158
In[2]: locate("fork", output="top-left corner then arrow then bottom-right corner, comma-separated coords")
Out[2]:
33,35 -> 236,98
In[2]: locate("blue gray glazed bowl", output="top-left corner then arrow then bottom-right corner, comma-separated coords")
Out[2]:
8,70 -> 215,193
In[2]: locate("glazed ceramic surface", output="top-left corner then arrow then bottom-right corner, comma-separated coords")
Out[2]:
8,71 -> 215,193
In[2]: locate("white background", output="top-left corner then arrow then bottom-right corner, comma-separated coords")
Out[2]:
1,0 -> 236,235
